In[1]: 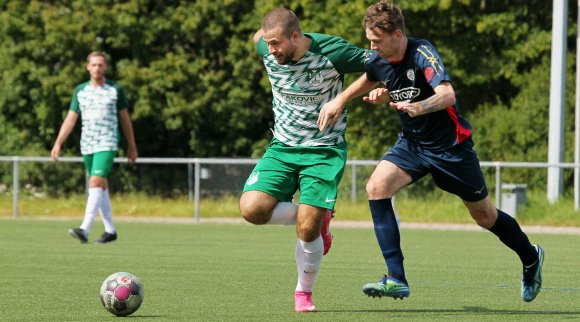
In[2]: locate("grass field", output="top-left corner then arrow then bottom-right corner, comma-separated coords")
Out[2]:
1,218 -> 579,321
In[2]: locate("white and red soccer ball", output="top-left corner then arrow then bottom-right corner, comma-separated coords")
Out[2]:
100,272 -> 144,316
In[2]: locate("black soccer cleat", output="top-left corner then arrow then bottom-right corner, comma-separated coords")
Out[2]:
69,228 -> 88,243
95,232 -> 118,244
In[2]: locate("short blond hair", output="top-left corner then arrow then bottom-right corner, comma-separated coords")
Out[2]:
86,51 -> 108,63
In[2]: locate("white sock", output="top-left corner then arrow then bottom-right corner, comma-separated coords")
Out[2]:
99,189 -> 116,234
267,202 -> 298,225
80,187 -> 104,235
295,235 -> 323,293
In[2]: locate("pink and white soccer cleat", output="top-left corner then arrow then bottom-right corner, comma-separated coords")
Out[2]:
321,210 -> 334,255
294,291 -> 317,312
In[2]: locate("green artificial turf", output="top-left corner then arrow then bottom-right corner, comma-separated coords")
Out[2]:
0,218 -> 578,321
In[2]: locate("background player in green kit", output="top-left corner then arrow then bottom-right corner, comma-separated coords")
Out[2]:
239,8 -> 368,312
51,51 -> 138,244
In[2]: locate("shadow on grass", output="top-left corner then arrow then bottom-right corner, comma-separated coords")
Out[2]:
322,306 -> 580,316
108,315 -> 164,319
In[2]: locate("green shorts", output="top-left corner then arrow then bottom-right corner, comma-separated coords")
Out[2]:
82,151 -> 117,178
243,138 -> 347,210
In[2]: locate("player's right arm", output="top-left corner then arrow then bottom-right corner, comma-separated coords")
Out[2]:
317,74 -> 378,131
51,110 -> 79,161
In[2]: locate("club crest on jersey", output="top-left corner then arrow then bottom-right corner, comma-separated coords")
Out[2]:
389,87 -> 421,102
406,69 -> 415,81
246,171 -> 259,186
307,68 -> 324,85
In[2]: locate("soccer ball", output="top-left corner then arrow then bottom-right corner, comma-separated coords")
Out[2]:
99,272 -> 144,316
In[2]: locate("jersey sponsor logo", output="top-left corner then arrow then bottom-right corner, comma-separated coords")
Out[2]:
406,69 -> 415,81
389,87 -> 421,102
325,197 -> 336,203
417,45 -> 444,76
278,92 -> 322,106
246,171 -> 259,186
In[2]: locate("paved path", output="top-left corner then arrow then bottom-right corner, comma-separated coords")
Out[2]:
4,216 -> 580,235
64,216 -> 580,235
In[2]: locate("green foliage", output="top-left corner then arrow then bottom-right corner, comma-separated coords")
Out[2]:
0,1 -> 578,194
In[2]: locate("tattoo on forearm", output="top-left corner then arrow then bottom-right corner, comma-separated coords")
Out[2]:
417,93 -> 449,114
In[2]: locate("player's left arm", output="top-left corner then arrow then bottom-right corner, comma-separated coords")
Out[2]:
118,109 -> 138,165
253,29 -> 264,45
390,82 -> 456,117
316,36 -> 370,130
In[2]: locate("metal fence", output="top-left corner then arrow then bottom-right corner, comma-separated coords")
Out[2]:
1,156 -> 579,222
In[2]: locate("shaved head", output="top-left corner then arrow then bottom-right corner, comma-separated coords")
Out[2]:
261,8 -> 302,38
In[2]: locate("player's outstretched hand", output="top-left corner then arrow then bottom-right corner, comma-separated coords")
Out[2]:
317,97 -> 346,132
362,88 -> 389,105
390,100 -> 419,117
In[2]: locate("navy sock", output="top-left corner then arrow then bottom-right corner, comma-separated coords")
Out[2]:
488,209 -> 538,266
369,199 -> 406,284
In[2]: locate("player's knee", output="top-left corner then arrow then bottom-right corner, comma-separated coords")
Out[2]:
298,231 -> 320,243
240,209 -> 269,225
465,199 -> 498,229
239,200 -> 269,225
89,176 -> 107,188
366,180 -> 389,199
471,209 -> 496,229
239,206 -> 264,225
297,222 -> 319,242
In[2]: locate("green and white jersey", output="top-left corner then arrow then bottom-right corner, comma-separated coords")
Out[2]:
69,80 -> 128,155
257,33 -> 368,146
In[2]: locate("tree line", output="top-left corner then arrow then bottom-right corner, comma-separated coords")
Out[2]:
0,0 -> 576,195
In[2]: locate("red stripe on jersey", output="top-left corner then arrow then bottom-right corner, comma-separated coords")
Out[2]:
446,106 -> 471,144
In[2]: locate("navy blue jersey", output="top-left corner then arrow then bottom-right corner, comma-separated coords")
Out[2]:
365,38 -> 472,151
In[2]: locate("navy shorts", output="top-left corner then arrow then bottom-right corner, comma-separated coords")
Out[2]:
382,137 -> 488,202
